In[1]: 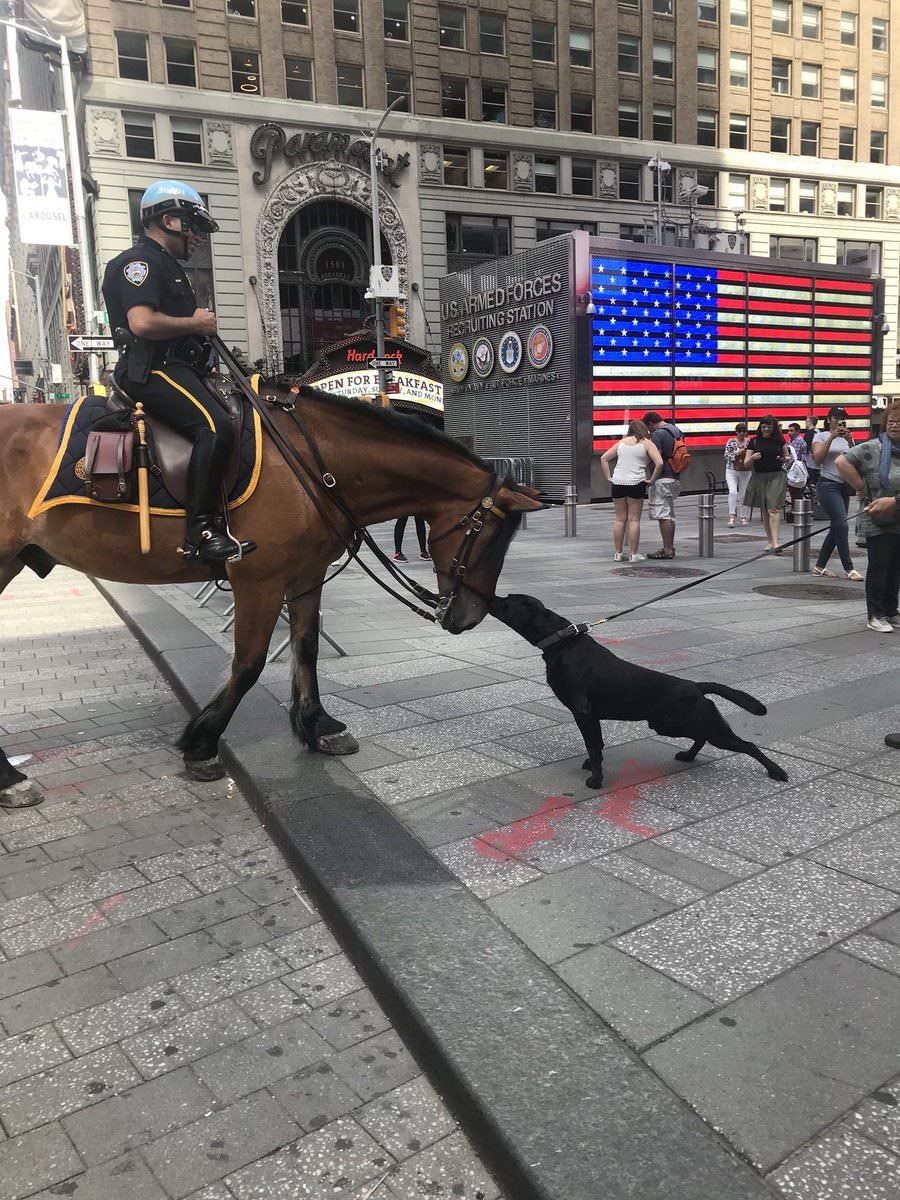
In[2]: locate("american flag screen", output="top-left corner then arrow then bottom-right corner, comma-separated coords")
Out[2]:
591,254 -> 875,450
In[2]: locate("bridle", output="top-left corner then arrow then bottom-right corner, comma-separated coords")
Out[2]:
427,473 -> 508,622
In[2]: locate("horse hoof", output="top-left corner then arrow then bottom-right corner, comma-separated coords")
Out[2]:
184,756 -> 226,782
0,780 -> 44,809
316,730 -> 360,755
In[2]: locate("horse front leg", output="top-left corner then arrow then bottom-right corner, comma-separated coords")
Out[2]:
0,556 -> 44,809
177,577 -> 285,780
287,584 -> 359,755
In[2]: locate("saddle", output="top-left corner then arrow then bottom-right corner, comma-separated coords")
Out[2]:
88,373 -> 244,506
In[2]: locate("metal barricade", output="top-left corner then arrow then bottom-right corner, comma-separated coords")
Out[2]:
698,493 -> 715,557
793,498 -> 812,574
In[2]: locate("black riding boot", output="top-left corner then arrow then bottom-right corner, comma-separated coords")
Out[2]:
182,430 -> 256,564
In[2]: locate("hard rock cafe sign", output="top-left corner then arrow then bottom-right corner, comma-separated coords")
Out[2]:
250,123 -> 411,188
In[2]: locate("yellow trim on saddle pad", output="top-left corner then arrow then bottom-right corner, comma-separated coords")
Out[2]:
27,394 -> 263,520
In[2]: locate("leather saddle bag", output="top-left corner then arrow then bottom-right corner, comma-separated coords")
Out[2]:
84,430 -> 135,502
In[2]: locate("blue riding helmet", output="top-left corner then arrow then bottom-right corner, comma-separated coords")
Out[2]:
139,180 -> 219,233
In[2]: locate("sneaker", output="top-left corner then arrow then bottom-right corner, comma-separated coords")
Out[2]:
867,616 -> 893,633
889,616 -> 900,628
629,552 -> 646,563
392,552 -> 408,563
613,551 -> 629,562
419,552 -> 431,561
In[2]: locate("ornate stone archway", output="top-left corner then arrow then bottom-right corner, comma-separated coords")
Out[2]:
255,161 -> 408,371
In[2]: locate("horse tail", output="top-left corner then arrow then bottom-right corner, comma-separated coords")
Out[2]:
698,683 -> 766,716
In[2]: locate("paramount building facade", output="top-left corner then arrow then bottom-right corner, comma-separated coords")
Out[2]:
78,0 -> 900,394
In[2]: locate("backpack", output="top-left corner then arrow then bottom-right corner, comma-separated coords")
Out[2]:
661,423 -> 691,475
785,443 -> 809,488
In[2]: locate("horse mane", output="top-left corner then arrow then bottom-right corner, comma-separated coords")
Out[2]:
274,380 -> 492,472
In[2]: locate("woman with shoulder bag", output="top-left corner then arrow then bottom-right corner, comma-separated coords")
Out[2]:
745,416 -> 789,552
724,422 -> 751,528
811,405 -> 863,581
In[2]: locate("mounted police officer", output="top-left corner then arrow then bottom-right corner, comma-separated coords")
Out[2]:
102,180 -> 254,565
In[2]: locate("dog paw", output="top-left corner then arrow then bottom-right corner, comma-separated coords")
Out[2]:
585,773 -> 604,789
674,751 -> 693,762
768,766 -> 789,782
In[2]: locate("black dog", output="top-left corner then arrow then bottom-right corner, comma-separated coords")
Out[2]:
489,593 -> 788,786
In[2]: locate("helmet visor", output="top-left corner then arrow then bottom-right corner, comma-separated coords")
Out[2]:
187,206 -> 219,235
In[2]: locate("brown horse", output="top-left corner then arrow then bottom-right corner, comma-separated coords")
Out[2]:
0,384 -> 542,808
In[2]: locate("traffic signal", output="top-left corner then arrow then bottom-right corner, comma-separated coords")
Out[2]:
388,302 -> 408,340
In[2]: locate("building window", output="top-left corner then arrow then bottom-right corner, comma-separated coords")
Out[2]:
697,109 -> 717,145
872,77 -> 887,109
282,0 -> 309,25
619,163 -> 641,200
837,184 -> 855,216
801,3 -> 821,38
539,218 -> 597,240
441,77 -> 466,119
533,20 -> 555,62
698,0 -> 717,21
172,118 -> 203,164
479,12 -> 505,55
619,102 -> 640,138
730,52 -> 748,88
572,159 -> 594,196
164,38 -> 196,87
570,27 -> 592,67
770,117 -> 791,153
534,157 -> 559,194
728,173 -> 748,209
654,41 -> 674,80
840,11 -> 856,45
482,82 -> 507,123
442,148 -> 468,186
801,63 -> 820,99
873,17 -> 888,51
619,224 -> 647,243
800,121 -> 819,156
798,180 -> 817,214
284,57 -> 314,100
697,47 -> 717,85
871,130 -> 886,164
840,70 -> 857,104
770,235 -> 818,261
227,0 -> 255,16
729,112 -> 748,149
162,0 -> 192,6
768,178 -> 788,212
231,49 -> 260,93
533,89 -> 556,129
438,6 -> 465,49
865,186 -> 883,218
653,171 -> 674,203
652,0 -> 673,13
483,151 -> 508,189
115,32 -> 148,81
386,69 -> 411,111
336,63 -> 364,106
384,0 -> 408,41
333,0 -> 359,32
772,0 -> 791,33
619,35 -> 640,74
620,0 -> 639,8
124,113 -> 155,158
730,0 -> 748,27
772,58 -> 791,94
445,214 -> 510,271
571,94 -> 593,132
837,240 -> 880,271
839,127 -> 856,160
695,170 -> 717,205
653,105 -> 674,141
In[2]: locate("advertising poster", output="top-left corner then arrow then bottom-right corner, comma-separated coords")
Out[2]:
9,108 -> 73,247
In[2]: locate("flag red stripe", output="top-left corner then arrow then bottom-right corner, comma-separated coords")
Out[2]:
748,272 -> 812,288
813,304 -> 873,318
815,279 -> 874,294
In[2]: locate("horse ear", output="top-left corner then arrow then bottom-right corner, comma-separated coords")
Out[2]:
499,484 -> 545,512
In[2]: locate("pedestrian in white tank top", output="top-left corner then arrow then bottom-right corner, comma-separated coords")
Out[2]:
601,419 -> 663,562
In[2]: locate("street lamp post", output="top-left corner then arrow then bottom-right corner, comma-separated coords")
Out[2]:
368,97 -> 404,404
2,18 -> 100,384
648,152 -> 671,246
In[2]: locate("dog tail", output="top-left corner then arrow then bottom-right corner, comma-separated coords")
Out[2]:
698,683 -> 767,716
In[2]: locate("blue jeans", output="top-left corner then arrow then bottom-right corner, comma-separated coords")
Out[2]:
815,480 -> 853,572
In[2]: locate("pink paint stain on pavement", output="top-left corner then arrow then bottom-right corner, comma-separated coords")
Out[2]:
473,795 -> 576,861
594,758 -> 657,836
59,892 -> 126,950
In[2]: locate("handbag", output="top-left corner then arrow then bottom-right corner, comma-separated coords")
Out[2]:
785,444 -> 808,488
734,447 -> 751,472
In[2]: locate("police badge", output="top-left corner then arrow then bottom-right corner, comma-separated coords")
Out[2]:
124,261 -> 149,286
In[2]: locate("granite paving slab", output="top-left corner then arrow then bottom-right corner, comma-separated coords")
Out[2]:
809,814 -> 900,892
768,1126 -> 900,1200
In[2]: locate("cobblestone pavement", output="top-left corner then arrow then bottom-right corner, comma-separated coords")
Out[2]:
0,572 -> 501,1200
158,503 -> 900,1198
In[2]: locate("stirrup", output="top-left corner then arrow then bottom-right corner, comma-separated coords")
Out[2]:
179,524 -> 257,565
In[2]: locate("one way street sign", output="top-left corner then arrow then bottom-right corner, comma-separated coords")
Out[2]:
69,335 -> 116,352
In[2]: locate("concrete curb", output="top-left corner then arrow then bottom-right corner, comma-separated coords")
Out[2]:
94,577 -> 777,1200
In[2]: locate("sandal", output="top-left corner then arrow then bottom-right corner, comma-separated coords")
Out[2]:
727,516 -> 735,528
812,567 -> 835,578
846,569 -> 864,581
647,549 -> 675,560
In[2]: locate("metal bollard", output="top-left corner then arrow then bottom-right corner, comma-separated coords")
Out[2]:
564,485 -> 577,537
698,493 -> 715,557
520,511 -> 527,531
793,498 -> 812,573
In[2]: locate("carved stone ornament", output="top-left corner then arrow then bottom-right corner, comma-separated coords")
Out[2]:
750,174 -> 769,211
512,152 -> 534,192
597,161 -> 618,198
256,161 -> 408,372
675,166 -> 697,199
206,122 -> 234,166
819,182 -> 838,216
419,143 -> 442,185
885,187 -> 900,221
87,108 -> 122,156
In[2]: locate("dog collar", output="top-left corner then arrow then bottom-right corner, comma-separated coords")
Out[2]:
536,622 -> 591,652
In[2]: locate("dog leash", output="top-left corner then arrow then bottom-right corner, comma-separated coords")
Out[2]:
535,510 -> 863,652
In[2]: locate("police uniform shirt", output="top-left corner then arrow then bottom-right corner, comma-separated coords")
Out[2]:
102,237 -> 197,361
